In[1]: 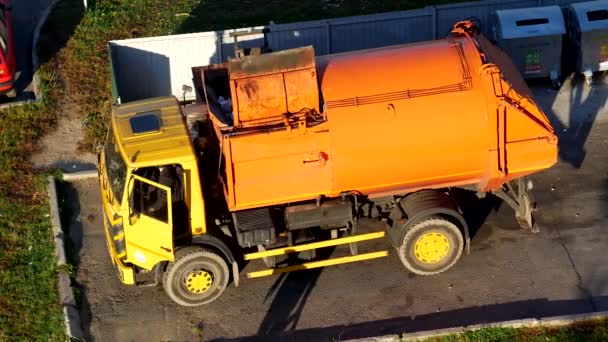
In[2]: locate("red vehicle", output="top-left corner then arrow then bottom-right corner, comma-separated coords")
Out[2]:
0,1 -> 14,97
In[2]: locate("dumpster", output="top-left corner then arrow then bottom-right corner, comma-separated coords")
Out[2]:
493,6 -> 566,87
567,0 -> 608,84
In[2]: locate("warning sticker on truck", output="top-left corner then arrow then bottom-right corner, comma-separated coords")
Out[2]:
525,49 -> 542,74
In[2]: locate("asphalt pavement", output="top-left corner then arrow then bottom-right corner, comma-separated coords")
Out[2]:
63,80 -> 608,341
7,0 -> 53,101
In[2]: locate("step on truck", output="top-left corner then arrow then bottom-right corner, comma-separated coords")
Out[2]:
98,21 -> 558,306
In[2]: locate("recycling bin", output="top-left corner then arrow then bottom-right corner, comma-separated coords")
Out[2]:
494,5 -> 566,87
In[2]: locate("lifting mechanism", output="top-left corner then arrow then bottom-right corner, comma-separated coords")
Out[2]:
494,178 -> 538,233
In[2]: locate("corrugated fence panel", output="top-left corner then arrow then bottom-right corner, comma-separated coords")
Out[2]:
435,0 -> 539,40
328,8 -> 434,53
268,20 -> 330,55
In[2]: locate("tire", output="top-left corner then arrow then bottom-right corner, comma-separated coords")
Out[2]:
163,246 -> 229,307
397,217 -> 464,276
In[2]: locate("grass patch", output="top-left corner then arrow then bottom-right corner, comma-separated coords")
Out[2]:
0,0 -> 87,339
0,66 -> 66,340
425,318 -> 608,341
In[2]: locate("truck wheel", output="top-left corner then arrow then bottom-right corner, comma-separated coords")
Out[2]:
397,217 -> 463,275
163,247 -> 229,306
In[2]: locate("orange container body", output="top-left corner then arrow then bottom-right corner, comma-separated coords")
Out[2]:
201,22 -> 558,212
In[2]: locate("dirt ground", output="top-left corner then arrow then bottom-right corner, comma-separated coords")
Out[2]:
30,99 -> 96,171
59,78 -> 608,342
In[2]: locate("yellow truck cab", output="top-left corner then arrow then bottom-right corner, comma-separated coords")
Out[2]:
99,96 -> 238,306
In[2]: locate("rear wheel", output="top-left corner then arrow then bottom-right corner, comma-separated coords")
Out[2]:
397,217 -> 463,275
163,246 -> 229,306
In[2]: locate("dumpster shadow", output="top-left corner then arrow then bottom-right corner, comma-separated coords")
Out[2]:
211,296 -> 603,342
535,73 -> 608,169
560,75 -> 608,168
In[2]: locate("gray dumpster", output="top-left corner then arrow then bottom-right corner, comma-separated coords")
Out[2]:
494,6 -> 566,87
567,0 -> 608,84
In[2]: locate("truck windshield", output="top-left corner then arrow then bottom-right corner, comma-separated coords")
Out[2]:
105,129 -> 127,202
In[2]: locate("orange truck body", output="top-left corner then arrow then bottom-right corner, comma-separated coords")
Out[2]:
198,22 -> 558,213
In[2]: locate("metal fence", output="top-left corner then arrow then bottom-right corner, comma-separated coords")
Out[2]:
109,0 -> 589,103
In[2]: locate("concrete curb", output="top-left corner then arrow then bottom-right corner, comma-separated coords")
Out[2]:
47,176 -> 84,340
62,170 -> 98,181
345,311 -> 608,342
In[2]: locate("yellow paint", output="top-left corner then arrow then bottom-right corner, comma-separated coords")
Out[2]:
100,205 -> 134,285
244,232 -> 385,260
99,96 -> 208,280
246,251 -> 389,278
414,232 -> 449,264
186,270 -> 213,293
123,174 -> 174,270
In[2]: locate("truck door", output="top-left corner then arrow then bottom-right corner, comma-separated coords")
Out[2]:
126,173 -> 174,268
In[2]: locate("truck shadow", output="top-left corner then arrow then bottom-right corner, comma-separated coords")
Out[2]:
257,269 -> 323,336
255,246 -> 334,337
211,296 -> 605,342
450,188 -> 502,239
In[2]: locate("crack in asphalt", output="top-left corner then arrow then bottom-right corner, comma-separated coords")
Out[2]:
552,224 -> 598,312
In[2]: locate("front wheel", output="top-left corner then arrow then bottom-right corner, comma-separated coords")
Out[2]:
163,246 -> 229,306
397,217 -> 464,275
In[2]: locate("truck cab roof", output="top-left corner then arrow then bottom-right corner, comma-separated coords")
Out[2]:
112,96 -> 195,168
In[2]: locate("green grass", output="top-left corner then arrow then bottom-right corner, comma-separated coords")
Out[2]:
0,0 -> 87,339
424,318 -> 608,342
0,67 -> 67,340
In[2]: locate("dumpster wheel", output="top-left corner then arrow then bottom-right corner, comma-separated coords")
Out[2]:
163,246 -> 229,307
397,217 -> 464,276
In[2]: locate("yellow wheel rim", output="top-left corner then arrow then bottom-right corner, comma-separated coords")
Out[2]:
185,270 -> 213,294
414,232 -> 450,264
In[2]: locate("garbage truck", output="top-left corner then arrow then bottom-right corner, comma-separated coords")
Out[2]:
98,21 -> 558,306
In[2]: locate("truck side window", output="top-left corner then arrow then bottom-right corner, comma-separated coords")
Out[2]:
130,165 -> 185,224
131,177 -> 169,223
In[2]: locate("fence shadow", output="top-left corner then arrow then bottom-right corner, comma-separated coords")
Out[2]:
211,296 -> 604,342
